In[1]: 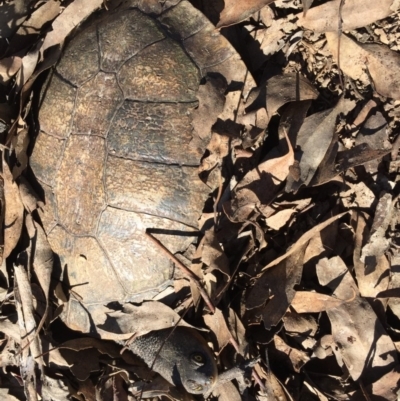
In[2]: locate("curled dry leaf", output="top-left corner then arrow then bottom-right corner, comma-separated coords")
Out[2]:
192,74 -> 227,141
297,0 -> 395,32
291,291 -> 349,313
0,56 -> 21,84
352,211 -> 390,298
224,131 -> 294,222
274,335 -> 309,372
326,32 -> 400,99
263,212 -> 348,271
97,301 -> 198,341
245,241 -> 306,329
349,366 -> 400,401
286,98 -> 355,191
3,160 -> 24,260
361,193 -> 392,260
323,256 -> 398,382
41,0 -> 103,55
264,73 -> 318,120
216,0 -> 276,28
204,308 -> 232,353
7,0 -> 61,54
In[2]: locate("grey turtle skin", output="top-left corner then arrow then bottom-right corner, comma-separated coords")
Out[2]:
127,327 -> 217,394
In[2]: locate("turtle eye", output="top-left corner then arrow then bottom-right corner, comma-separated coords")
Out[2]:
191,352 -> 205,365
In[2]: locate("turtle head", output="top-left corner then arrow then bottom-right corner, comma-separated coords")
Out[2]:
172,327 -> 218,394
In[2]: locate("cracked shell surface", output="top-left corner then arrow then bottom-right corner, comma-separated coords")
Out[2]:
30,1 -> 252,332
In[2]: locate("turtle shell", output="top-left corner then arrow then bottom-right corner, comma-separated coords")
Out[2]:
30,0 -> 249,332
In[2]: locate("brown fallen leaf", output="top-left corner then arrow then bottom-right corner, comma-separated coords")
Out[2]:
349,365 -> 400,401
355,110 -> 390,173
224,131 -> 294,222
323,256 -> 398,382
227,308 -> 248,356
254,363 -> 292,400
352,99 -> 377,127
0,56 -> 21,84
204,308 -> 232,353
245,241 -> 306,329
274,335 -> 309,372
283,310 -> 317,349
7,0 -> 60,54
291,291 -> 348,313
262,211 -> 348,271
310,142 -> 391,186
41,0 -> 103,56
3,160 -> 24,260
212,381 -> 242,401
266,73 -> 318,119
265,208 -> 295,230
216,0 -> 276,28
97,301 -> 198,341
326,32 -> 400,99
297,0 -> 395,32
286,98 -> 355,191
352,211 -> 390,298
192,74 -> 227,141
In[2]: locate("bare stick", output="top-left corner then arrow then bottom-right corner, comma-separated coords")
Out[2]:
145,230 -> 215,313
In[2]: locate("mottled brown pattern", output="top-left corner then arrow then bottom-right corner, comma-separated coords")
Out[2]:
73,72 -> 123,137
98,9 -> 165,72
57,22 -> 99,86
106,155 -> 208,226
97,207 -> 197,300
30,6 -> 213,327
118,39 -> 199,102
107,101 -> 201,164
39,74 -> 76,138
30,132 -> 65,186
56,135 -> 106,235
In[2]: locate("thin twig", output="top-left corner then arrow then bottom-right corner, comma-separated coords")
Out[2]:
213,167 -> 223,226
337,0 -> 345,89
145,230 -> 215,313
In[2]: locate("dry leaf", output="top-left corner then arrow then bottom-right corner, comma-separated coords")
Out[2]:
297,0 -> 395,32
246,241 -> 306,329
326,32 -> 400,99
349,366 -> 400,401
265,73 -> 318,119
204,308 -> 232,353
352,211 -> 390,298
274,335 -> 309,372
323,256 -> 398,382
192,74 -> 227,141
286,98 -> 355,191
291,291 -> 348,313
3,160 -> 24,259
265,208 -> 295,230
97,301 -> 198,341
262,212 -> 348,271
217,0 -> 276,28
224,131 -> 294,222
0,56 -> 21,84
41,0 -> 103,55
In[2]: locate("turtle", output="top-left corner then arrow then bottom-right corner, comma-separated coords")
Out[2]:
29,0 -> 252,394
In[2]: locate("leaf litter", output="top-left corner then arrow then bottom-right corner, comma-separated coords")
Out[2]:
2,0 -> 400,400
